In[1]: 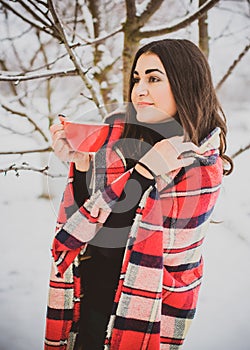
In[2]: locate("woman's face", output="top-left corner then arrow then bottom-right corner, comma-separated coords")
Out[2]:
131,53 -> 177,124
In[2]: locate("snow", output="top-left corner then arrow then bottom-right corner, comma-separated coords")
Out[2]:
0,173 -> 54,349
1,1 -> 250,349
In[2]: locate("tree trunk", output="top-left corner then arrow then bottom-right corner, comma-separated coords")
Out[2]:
198,0 -> 209,58
122,33 -> 140,101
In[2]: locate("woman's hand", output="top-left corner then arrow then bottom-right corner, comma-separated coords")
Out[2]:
50,123 -> 91,172
137,136 -> 201,177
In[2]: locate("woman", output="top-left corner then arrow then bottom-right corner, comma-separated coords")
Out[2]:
45,39 -> 233,350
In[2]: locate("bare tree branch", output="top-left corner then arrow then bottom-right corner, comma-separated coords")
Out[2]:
36,31 -> 52,114
0,121 -> 38,137
1,1 -> 122,47
0,68 -> 79,82
0,0 -> 57,39
0,163 -> 66,178
72,0 -> 79,42
138,0 -> 164,26
88,0 -> 102,65
1,26 -> 33,42
15,0 -> 52,28
0,102 -> 49,142
81,26 -> 123,46
216,42 -> 250,90
139,0 -> 220,38
47,0 -> 105,115
231,143 -> 250,159
26,51 -> 69,72
0,147 -> 52,155
26,0 -> 51,22
0,58 -> 25,107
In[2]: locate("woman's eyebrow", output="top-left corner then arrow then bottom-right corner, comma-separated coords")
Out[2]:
133,68 -> 165,75
145,68 -> 164,75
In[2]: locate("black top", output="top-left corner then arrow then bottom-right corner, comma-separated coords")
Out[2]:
73,117 -> 183,314
74,167 -> 154,313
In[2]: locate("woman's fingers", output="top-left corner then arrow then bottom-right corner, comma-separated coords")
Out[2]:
52,137 -> 63,152
139,136 -> 201,176
50,122 -> 90,169
50,123 -> 64,136
50,122 -> 73,162
52,139 -> 71,161
50,127 -> 66,142
159,137 -> 201,156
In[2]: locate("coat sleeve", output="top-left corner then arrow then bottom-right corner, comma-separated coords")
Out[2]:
51,163 -> 133,277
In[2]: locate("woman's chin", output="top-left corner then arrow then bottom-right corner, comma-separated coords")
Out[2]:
136,107 -> 172,124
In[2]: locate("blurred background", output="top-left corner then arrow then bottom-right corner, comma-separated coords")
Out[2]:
0,1 -> 249,349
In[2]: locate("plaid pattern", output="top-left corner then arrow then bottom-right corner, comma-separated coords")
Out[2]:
45,117 -> 223,350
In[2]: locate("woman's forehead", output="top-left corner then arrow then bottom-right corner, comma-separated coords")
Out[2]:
134,53 -> 165,73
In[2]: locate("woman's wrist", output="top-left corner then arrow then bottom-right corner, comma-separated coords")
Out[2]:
74,153 -> 90,172
74,162 -> 89,172
135,162 -> 155,180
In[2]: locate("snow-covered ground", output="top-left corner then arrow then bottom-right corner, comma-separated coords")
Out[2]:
0,103 -> 250,350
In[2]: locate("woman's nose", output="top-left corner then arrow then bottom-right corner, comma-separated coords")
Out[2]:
135,82 -> 148,96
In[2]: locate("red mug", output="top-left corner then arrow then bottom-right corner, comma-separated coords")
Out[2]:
59,116 -> 111,153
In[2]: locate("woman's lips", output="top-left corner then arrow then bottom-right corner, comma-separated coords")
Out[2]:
137,102 -> 154,107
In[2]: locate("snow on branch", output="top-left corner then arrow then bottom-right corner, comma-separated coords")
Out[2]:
14,0 -> 53,28
0,68 -> 79,82
137,0 -> 164,26
216,42 -> 250,90
138,0 -> 220,38
0,0 -> 59,39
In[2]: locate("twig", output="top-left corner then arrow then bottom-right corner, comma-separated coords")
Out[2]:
81,26 -> 123,46
0,163 -> 66,178
0,102 -> 49,143
15,0 -> 52,28
0,59 -> 25,107
24,52 -> 69,73
0,147 -> 52,155
0,68 -> 79,82
216,42 -> 250,90
231,143 -> 250,159
72,0 -> 79,42
0,0 -> 57,39
26,0 -> 51,22
47,0 -> 105,116
1,26 -> 33,42
138,0 -> 164,26
0,123 -> 33,136
139,0 -> 220,38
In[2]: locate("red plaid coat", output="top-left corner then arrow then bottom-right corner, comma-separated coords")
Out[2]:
45,116 -> 223,349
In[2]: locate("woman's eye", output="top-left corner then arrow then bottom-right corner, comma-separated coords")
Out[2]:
132,77 -> 140,84
149,76 -> 160,83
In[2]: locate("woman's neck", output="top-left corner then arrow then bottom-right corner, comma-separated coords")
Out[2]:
138,117 -> 183,143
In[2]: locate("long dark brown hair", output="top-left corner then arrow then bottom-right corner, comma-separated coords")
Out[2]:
120,38 -> 233,175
